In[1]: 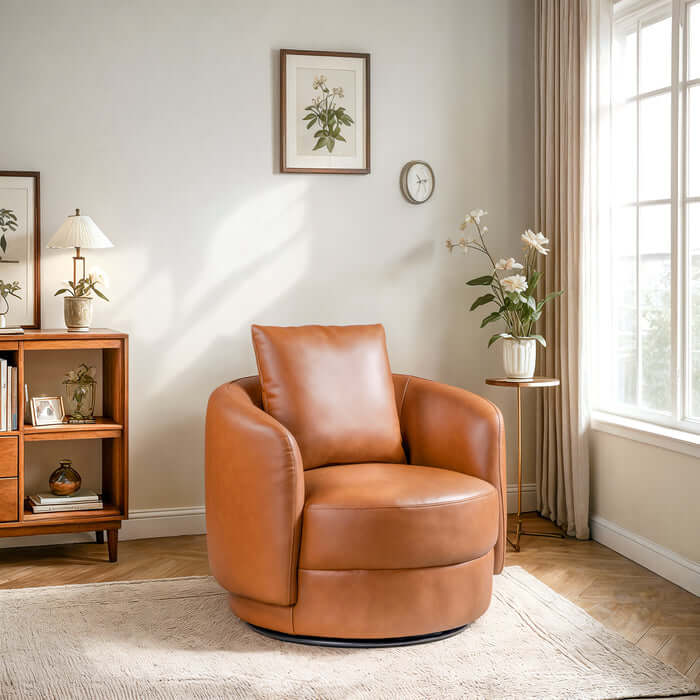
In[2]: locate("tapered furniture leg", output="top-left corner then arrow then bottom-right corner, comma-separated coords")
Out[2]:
95,530 -> 104,544
107,529 -> 118,562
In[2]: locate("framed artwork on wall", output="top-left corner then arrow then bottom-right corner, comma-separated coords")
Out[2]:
0,171 -> 40,328
280,49 -> 370,174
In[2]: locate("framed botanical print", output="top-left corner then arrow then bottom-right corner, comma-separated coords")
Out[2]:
280,49 -> 370,174
0,172 -> 40,328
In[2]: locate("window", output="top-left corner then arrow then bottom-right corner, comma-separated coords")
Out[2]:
598,0 -> 700,432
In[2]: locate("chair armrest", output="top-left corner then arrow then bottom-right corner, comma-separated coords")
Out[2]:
205,380 -> 304,605
398,375 -> 507,573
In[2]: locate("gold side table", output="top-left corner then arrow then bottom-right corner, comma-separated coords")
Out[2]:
485,376 -> 564,552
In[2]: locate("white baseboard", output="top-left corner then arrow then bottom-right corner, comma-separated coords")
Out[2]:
507,482 -> 537,514
591,514 -> 700,597
0,506 -> 207,550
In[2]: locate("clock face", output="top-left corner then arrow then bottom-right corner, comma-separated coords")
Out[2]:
401,161 -> 435,204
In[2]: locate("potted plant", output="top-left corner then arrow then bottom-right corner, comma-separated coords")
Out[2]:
446,210 -> 563,379
62,363 -> 97,421
0,280 -> 21,329
54,268 -> 109,332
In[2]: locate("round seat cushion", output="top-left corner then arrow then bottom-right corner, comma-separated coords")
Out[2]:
299,463 -> 499,571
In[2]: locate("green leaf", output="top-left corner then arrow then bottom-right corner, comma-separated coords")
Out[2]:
470,293 -> 495,311
0,235 -> 5,254
313,137 -> 328,151
302,113 -> 316,120
488,333 -> 510,348
93,287 -> 109,302
530,334 -> 547,347
480,311 -> 502,328
54,289 -> 69,296
536,289 -> 564,311
336,134 -> 346,142
328,137 -> 335,152
305,117 -> 317,129
526,296 -> 537,311
466,275 -> 493,286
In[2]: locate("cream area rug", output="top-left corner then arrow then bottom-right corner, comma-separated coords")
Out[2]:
0,567 -> 696,700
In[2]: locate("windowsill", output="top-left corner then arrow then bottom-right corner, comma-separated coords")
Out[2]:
590,410 -> 700,459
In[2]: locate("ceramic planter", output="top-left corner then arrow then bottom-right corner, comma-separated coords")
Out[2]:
502,337 -> 537,379
64,296 -> 93,332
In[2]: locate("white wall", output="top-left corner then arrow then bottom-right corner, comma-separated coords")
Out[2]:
1,0 -> 535,513
591,431 -> 700,569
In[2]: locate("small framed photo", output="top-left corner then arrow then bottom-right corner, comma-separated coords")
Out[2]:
30,396 -> 65,427
280,49 -> 370,174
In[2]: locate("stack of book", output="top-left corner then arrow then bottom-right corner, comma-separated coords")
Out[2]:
28,489 -> 103,513
0,359 -> 18,431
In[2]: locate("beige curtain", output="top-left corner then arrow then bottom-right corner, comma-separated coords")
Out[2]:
534,0 -> 592,539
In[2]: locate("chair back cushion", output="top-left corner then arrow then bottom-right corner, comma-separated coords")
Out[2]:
251,324 -> 406,469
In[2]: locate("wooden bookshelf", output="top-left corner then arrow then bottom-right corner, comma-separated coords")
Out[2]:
0,329 -> 128,561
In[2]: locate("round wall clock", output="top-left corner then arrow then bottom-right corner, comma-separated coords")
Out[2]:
400,160 -> 435,204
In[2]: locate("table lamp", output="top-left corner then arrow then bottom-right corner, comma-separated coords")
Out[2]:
47,209 -> 113,285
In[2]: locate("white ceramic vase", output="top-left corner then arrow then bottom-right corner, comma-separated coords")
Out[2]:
64,296 -> 93,332
502,337 -> 537,379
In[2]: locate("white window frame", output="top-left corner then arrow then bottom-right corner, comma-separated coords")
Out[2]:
594,0 -> 700,442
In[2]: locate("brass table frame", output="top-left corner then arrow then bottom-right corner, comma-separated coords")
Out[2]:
485,376 -> 565,552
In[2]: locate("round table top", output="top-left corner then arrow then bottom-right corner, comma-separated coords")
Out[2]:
485,376 -> 560,388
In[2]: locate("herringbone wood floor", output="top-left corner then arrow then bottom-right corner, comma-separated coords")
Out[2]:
0,513 -> 697,684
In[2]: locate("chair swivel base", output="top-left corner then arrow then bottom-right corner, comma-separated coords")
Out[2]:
248,622 -> 468,648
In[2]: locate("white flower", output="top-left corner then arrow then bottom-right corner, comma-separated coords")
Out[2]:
65,370 -> 78,382
88,267 -> 110,288
521,229 -> 549,255
495,257 -> 524,271
312,75 -> 327,89
331,86 -> 344,98
469,209 -> 488,224
311,96 -> 322,107
501,274 -> 528,294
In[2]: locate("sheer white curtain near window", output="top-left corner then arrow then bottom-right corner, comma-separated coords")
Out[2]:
534,0 -> 610,539
596,0 -> 700,436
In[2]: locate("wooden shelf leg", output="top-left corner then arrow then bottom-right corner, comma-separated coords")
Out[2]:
95,530 -> 104,544
107,529 -> 118,562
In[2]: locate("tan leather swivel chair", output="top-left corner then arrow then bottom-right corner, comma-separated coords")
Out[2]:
206,324 -> 506,646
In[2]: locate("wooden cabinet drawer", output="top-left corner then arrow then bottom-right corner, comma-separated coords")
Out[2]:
0,437 -> 17,478
0,478 -> 18,522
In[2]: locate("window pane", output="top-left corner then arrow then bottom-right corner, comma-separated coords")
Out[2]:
689,2 -> 700,81
612,206 -> 638,405
639,16 -> 672,93
639,92 -> 671,201
613,101 -> 637,204
639,204 -> 672,412
690,203 -> 700,417
614,29 -> 638,99
689,85 -> 700,198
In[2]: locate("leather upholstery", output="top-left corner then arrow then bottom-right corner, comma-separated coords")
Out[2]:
207,326 -> 506,640
301,462 -> 499,570
230,551 -> 494,639
396,375 -> 507,574
251,324 -> 405,469
205,381 -> 304,605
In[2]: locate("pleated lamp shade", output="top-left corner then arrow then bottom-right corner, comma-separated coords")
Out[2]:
47,209 -> 113,249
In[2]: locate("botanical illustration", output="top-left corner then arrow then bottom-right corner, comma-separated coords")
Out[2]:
0,208 -> 17,260
446,209 -> 563,347
0,280 -> 21,325
302,75 -> 354,153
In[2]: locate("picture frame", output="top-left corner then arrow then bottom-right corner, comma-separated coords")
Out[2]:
30,396 -> 65,427
280,49 -> 370,174
0,171 -> 41,328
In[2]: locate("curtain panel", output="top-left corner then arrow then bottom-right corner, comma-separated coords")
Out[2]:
534,0 -> 609,539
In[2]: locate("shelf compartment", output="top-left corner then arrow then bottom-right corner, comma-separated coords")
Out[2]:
23,417 -> 123,442
21,500 -> 121,523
